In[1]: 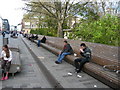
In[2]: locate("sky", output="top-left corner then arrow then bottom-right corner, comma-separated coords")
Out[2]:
0,0 -> 119,26
0,0 -> 25,26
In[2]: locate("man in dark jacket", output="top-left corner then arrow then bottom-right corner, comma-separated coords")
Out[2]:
41,36 -> 46,43
55,40 -> 73,64
74,43 -> 91,73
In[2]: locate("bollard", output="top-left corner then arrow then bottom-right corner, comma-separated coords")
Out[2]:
3,38 -> 9,45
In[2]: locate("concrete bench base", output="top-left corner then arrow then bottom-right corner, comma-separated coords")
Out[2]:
8,47 -> 21,75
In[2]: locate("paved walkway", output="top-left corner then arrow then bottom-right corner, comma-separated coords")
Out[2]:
0,34 -> 52,88
22,36 -> 112,89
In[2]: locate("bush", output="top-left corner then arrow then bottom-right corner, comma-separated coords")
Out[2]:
30,28 -> 57,37
69,14 -> 119,46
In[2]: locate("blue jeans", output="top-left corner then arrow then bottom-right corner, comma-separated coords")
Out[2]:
57,52 -> 71,63
37,40 -> 41,47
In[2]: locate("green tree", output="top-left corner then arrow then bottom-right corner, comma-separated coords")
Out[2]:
23,0 -> 90,38
69,14 -> 119,46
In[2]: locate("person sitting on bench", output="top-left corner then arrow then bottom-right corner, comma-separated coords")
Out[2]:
28,34 -> 32,40
74,43 -> 91,73
0,45 -> 12,80
31,34 -> 35,39
37,36 -> 46,47
34,34 -> 38,40
55,40 -> 73,64
41,36 -> 46,43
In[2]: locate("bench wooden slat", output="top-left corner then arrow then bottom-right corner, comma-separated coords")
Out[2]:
84,63 -> 119,88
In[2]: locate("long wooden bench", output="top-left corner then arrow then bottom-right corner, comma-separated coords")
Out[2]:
46,40 -> 120,71
45,40 -> 120,72
32,39 -> 119,89
44,38 -> 119,69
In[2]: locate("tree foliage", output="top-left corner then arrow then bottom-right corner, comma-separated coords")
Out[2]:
30,28 -> 57,37
23,0 -> 91,37
69,14 -> 119,46
22,0 -> 120,46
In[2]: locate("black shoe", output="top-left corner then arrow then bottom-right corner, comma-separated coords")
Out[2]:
75,69 -> 81,73
76,70 -> 81,73
55,61 -> 61,64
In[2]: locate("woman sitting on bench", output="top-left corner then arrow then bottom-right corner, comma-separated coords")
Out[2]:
0,45 -> 12,80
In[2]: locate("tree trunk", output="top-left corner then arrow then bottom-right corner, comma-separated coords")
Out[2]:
38,17 -> 41,28
101,2 -> 106,15
57,21 -> 63,38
